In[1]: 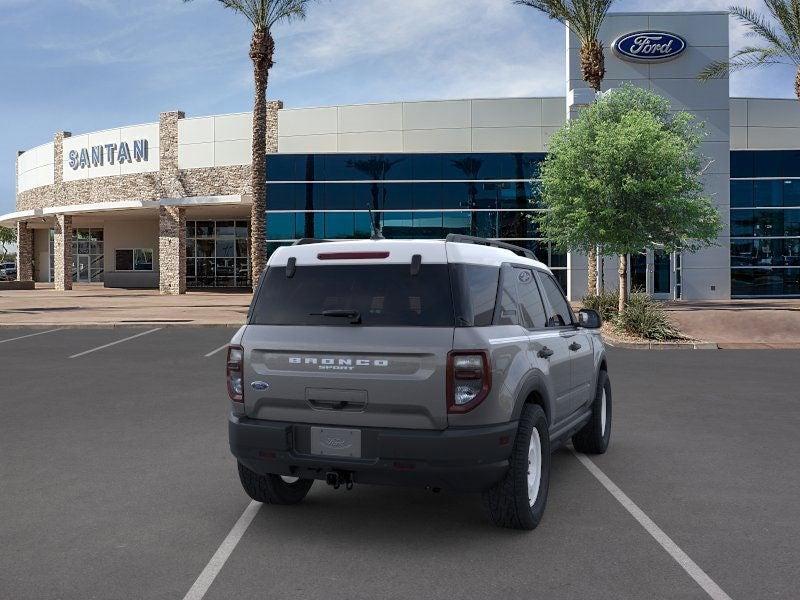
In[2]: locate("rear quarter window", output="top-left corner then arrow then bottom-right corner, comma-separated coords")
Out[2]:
250,264 -> 454,327
450,264 -> 500,326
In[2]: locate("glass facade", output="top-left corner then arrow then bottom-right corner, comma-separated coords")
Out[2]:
264,153 -> 568,290
186,220 -> 251,288
731,151 -> 800,297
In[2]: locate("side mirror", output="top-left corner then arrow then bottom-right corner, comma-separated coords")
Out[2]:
578,308 -> 602,329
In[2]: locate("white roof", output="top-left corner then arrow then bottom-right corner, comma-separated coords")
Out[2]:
269,239 -> 550,271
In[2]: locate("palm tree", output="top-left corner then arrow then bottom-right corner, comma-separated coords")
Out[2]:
185,0 -> 313,286
515,0 -> 615,294
699,2 -> 800,101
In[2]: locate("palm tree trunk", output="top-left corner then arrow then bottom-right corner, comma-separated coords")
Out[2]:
581,39 -> 603,295
249,29 -> 274,288
580,40 -> 605,92
796,67 -> 800,102
618,254 -> 628,313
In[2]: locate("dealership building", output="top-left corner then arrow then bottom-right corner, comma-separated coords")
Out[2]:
4,10 -> 800,299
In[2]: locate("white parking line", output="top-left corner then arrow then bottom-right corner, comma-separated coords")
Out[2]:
68,328 -> 162,359
0,328 -> 63,345
204,343 -> 229,358
182,500 -> 262,600
572,450 -> 733,600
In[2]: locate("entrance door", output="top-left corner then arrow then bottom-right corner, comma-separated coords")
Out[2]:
630,253 -> 647,293
77,256 -> 90,282
652,249 -> 672,299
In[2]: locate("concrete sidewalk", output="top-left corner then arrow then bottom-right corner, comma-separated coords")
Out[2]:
665,300 -> 800,349
0,284 -> 251,327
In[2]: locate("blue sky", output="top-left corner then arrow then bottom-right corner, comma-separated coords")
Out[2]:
1,0 -> 797,215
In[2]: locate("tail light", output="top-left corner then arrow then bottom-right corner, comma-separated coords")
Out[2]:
447,351 -> 491,413
227,345 -> 244,402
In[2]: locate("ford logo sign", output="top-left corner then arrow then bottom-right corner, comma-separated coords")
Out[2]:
251,381 -> 269,390
613,31 -> 686,63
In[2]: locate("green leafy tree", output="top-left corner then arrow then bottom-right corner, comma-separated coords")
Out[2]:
699,2 -> 800,100
515,0 -> 616,293
184,0 -> 315,285
0,226 -> 15,263
536,85 -> 722,311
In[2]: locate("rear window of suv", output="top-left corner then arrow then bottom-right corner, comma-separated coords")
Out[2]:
251,264 -> 455,327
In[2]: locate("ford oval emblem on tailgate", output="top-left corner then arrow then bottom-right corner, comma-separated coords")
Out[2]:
251,381 -> 269,390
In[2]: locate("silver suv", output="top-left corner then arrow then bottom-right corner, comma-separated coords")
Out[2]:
227,235 -> 611,530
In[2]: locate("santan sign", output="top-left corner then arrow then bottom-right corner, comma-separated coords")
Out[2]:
68,139 -> 149,170
613,31 -> 687,62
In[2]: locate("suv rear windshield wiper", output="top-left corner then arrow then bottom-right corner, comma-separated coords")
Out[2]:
309,309 -> 362,324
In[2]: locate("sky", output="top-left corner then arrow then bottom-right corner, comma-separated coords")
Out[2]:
0,0 -> 797,216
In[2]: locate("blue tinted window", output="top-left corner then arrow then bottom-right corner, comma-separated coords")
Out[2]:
730,151 -> 754,178
413,211 -> 444,237
443,211 -> 471,235
441,183 -> 470,209
266,213 -> 294,240
325,183 -> 354,210
786,210 -> 800,235
731,211 -> 753,237
382,212 -> 414,238
412,155 -> 442,180
412,182 -> 442,209
354,212 -> 372,238
267,184 -> 298,210
783,180 -> 800,207
754,180 -> 783,207
294,212 -> 324,239
266,155 -> 297,181
754,151 -> 783,177
730,181 -> 753,208
732,268 -> 800,296
324,213 -> 355,238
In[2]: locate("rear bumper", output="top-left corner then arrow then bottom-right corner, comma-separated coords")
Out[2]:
229,414 -> 517,493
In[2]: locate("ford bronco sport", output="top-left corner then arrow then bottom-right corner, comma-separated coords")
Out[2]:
227,235 -> 610,530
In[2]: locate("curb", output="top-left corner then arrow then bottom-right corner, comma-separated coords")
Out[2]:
0,322 -> 245,329
604,339 -> 719,350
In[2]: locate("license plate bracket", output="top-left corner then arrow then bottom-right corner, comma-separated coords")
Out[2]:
310,427 -> 362,458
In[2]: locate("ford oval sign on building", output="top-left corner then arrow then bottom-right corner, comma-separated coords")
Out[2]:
613,31 -> 687,62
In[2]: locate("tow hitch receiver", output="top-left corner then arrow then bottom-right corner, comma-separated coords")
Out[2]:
325,470 -> 354,490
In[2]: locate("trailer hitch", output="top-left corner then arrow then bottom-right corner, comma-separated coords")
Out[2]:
325,470 -> 354,490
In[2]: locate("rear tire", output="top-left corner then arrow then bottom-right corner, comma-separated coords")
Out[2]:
572,370 -> 612,455
237,462 -> 314,505
482,404 -> 550,530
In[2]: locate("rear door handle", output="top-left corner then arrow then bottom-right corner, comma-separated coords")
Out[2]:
537,347 -> 554,359
569,342 -> 582,352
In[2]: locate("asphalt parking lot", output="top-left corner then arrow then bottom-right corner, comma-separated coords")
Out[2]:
1,327 -> 799,600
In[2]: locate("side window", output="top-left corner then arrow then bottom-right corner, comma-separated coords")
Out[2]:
514,268 -> 547,329
539,271 -> 573,327
495,266 -> 519,326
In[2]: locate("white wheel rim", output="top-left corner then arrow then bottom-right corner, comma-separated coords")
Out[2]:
527,429 -> 542,506
600,389 -> 607,436
280,475 -> 300,484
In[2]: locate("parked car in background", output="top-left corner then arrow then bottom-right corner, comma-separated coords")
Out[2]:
0,262 -> 16,281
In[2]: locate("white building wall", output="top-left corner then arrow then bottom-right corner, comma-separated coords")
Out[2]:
274,98 -> 565,154
61,123 -> 160,182
17,142 -> 55,193
177,112 -> 253,169
567,11 -> 731,301
730,98 -> 800,150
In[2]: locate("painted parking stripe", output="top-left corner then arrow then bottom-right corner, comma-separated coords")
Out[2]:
68,328 -> 162,359
572,450 -> 733,600
204,343 -> 229,358
0,328 -> 63,345
182,500 -> 262,600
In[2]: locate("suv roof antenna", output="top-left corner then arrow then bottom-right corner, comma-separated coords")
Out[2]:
367,203 -> 385,240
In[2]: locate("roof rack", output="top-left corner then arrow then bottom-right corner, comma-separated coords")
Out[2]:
444,234 -> 535,260
292,238 -> 333,246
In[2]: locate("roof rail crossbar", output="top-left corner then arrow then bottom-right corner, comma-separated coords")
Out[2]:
292,238 -> 333,246
444,234 -> 535,260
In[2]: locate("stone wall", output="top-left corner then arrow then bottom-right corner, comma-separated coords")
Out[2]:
158,206 -> 186,295
53,214 -> 73,291
16,222 -> 33,281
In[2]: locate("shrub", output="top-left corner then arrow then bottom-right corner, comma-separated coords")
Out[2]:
581,290 -> 620,322
616,293 -> 684,341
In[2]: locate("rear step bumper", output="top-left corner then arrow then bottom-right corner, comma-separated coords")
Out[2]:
229,414 -> 518,493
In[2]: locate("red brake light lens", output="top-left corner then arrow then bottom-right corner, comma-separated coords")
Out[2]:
317,252 -> 390,260
227,345 -> 244,402
447,351 -> 491,413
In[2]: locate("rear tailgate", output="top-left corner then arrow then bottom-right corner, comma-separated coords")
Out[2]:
243,242 -> 456,430
242,326 -> 453,430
